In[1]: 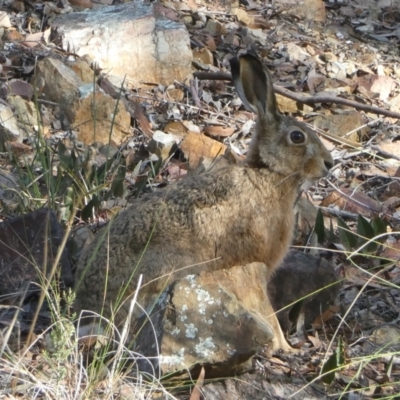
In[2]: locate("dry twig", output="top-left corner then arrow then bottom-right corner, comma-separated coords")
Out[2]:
193,71 -> 400,119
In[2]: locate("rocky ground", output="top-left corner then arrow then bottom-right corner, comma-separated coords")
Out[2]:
1,0 -> 400,398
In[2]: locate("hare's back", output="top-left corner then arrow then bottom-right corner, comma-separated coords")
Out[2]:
74,164 -> 294,317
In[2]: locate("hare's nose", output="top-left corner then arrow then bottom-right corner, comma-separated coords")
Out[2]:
324,159 -> 333,170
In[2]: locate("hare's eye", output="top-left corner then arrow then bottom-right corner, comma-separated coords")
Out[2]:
290,130 -> 306,144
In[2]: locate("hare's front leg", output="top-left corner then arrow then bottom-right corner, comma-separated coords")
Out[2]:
264,294 -> 298,353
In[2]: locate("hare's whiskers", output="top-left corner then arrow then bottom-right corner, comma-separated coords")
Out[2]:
275,172 -> 298,187
274,173 -> 300,200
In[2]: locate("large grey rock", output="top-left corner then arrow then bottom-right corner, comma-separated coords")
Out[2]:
50,1 -> 192,89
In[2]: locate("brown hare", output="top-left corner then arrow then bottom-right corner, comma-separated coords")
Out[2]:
74,52 -> 333,351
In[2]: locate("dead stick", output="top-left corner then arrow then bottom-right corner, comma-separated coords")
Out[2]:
319,206 -> 358,220
370,145 -> 400,162
193,71 -> 400,119
190,78 -> 202,109
193,71 -> 232,81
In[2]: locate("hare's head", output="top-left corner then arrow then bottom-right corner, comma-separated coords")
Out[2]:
230,53 -> 333,182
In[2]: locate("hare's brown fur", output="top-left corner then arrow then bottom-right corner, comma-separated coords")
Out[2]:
75,165 -> 297,321
74,53 -> 333,346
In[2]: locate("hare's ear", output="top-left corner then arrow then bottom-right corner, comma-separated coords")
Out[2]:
230,53 -> 279,121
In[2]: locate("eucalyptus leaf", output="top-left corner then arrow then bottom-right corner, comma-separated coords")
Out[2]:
371,216 -> 386,236
106,163 -> 127,200
357,215 -> 378,253
357,215 -> 375,240
315,208 -> 325,244
321,337 -> 345,384
337,218 -> 357,250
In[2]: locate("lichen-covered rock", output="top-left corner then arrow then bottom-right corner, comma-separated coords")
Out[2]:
135,263 -> 278,378
134,252 -> 339,379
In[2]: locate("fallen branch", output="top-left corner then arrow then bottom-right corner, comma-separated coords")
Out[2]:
193,71 -> 232,81
318,206 -> 358,220
193,71 -> 400,119
370,145 -> 400,162
190,78 -> 202,109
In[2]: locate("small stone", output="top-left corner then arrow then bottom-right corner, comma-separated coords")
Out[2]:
192,48 -> 214,66
6,79 -> 34,100
66,59 -> 95,83
204,19 -> 223,36
313,111 -> 366,143
6,96 -> 38,136
370,325 -> 400,347
291,0 -> 326,23
0,103 -> 23,142
181,15 -> 194,27
181,132 -> 227,168
147,130 -> 180,161
232,8 -> 254,26
0,170 -> 18,204
0,12 -> 11,28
